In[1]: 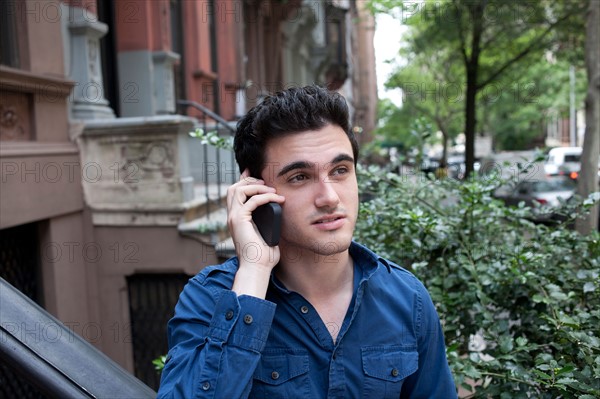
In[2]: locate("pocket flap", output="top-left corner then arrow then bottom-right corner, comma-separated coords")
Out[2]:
254,351 -> 310,386
362,346 -> 418,382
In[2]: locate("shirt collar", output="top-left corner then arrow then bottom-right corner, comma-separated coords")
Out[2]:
348,241 -> 392,280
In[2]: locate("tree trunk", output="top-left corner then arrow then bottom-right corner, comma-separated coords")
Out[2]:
463,1 -> 484,179
465,67 -> 477,179
441,129 -> 449,168
576,0 -> 600,234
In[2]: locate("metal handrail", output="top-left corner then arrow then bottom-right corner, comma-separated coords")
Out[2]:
177,100 -> 236,134
0,277 -> 156,398
178,100 -> 237,219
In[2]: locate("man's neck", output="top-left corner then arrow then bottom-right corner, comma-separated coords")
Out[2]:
275,245 -> 354,302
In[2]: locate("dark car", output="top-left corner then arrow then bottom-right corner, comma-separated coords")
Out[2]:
495,176 -> 576,222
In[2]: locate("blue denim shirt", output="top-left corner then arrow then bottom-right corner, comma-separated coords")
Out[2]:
158,242 -> 457,398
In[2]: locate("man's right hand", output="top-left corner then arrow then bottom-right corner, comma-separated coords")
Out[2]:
227,169 -> 285,298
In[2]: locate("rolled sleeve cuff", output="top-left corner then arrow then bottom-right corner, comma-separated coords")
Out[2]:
208,291 -> 276,352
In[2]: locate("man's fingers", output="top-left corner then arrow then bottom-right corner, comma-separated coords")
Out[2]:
227,172 -> 264,208
228,182 -> 274,208
242,192 -> 284,211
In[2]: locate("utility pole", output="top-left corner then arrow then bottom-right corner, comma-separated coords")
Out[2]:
569,65 -> 577,146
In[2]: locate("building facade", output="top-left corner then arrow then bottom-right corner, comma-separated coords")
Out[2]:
0,0 -> 377,391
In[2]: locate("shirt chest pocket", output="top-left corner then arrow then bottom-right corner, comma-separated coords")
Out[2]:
250,351 -> 312,399
361,346 -> 418,399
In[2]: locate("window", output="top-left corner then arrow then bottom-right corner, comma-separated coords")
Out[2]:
564,154 -> 580,163
0,1 -> 21,67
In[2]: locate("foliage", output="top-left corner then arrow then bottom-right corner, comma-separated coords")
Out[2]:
369,0 -> 588,175
480,56 -> 587,151
374,98 -> 416,149
153,355 -> 167,372
189,128 -> 234,150
383,44 -> 464,161
355,163 -> 600,398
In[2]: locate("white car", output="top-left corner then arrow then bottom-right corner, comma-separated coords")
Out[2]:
544,147 -> 581,178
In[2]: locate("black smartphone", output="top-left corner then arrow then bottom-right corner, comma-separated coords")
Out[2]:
251,202 -> 282,246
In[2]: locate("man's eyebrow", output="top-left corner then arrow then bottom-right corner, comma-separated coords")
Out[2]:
276,153 -> 354,178
330,154 -> 354,165
277,161 -> 313,177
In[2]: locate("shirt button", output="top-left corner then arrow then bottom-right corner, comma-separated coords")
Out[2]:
202,381 -> 211,390
271,371 -> 280,380
243,314 -> 253,324
225,310 -> 234,320
391,368 -> 399,377
300,305 -> 309,314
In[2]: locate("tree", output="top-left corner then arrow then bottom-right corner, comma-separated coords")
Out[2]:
576,0 -> 600,234
385,45 -> 464,166
370,0 -> 587,177
481,56 -> 587,151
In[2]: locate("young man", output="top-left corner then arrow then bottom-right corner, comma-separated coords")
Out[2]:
157,85 -> 457,398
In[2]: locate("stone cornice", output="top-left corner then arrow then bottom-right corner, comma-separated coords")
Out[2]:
82,115 -> 196,136
0,66 -> 76,98
0,141 -> 79,158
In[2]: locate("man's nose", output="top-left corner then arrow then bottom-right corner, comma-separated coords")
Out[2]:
314,178 -> 340,209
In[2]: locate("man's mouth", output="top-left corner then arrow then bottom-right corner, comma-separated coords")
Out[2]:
313,215 -> 345,224
314,217 -> 342,224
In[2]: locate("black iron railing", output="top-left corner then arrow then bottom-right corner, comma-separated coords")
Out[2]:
0,278 -> 156,398
178,100 -> 237,217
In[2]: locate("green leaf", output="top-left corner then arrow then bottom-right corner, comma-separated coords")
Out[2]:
516,337 -> 528,347
583,282 -> 596,293
499,335 -> 514,353
556,377 -> 577,385
532,369 -> 552,380
152,355 -> 167,372
532,294 -> 547,303
556,365 -> 576,375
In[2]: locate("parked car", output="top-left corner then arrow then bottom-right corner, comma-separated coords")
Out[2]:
420,155 -> 479,180
544,147 -> 581,179
495,176 -> 576,223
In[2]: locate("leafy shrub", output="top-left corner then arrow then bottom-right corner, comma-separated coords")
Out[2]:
355,164 -> 599,398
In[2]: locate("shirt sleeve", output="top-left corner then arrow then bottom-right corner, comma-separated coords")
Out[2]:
401,280 -> 458,399
157,274 -> 276,399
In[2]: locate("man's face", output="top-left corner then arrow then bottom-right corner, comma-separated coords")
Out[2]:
261,124 -> 359,257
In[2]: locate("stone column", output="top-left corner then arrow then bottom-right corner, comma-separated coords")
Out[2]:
66,5 -> 115,120
153,51 -> 180,114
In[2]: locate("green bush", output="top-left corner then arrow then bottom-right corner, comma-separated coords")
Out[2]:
355,165 -> 599,398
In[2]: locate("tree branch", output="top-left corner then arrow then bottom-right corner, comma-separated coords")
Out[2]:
452,0 -> 469,65
477,8 -> 581,90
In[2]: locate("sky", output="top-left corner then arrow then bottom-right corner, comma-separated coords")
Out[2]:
373,13 -> 406,106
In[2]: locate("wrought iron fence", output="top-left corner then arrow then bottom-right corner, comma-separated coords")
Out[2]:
178,99 -> 238,218
127,273 -> 191,391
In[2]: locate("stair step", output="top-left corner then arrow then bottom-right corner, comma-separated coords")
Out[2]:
178,206 -> 230,246
179,207 -> 227,233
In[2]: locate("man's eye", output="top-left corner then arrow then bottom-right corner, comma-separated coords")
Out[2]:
289,174 -> 308,182
332,166 -> 349,176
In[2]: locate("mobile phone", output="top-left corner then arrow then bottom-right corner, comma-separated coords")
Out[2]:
251,202 -> 282,246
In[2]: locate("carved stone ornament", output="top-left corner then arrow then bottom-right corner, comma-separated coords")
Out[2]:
0,92 -> 32,141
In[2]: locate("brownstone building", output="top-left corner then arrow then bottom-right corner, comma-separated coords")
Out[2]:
0,0 -> 377,391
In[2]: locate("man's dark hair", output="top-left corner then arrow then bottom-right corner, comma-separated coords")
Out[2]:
234,85 -> 359,178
